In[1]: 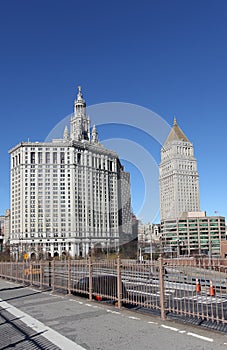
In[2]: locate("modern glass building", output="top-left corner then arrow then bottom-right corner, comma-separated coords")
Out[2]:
161,212 -> 226,256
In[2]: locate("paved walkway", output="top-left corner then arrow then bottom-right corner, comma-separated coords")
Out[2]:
0,279 -> 227,350
0,305 -> 61,350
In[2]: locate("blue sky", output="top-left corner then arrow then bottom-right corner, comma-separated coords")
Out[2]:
0,0 -> 227,222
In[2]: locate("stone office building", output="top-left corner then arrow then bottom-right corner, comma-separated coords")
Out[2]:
9,87 -> 132,259
159,117 -> 200,221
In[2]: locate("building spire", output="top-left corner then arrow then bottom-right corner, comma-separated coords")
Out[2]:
63,125 -> 69,140
70,86 -> 89,141
74,85 -> 86,109
164,117 -> 189,145
92,124 -> 98,143
77,85 -> 83,102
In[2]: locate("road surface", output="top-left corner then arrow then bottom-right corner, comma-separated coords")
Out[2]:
0,279 -> 227,350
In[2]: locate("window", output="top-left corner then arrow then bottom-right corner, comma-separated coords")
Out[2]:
38,152 -> 42,164
31,152 -> 35,164
53,152 -> 57,164
45,152 -> 50,164
60,152 -> 65,164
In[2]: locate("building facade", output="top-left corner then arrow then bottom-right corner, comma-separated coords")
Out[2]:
159,118 -> 200,221
0,216 -> 4,253
138,222 -> 161,244
9,87 -> 132,259
161,212 -> 226,256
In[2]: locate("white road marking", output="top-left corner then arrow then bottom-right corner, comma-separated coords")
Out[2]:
107,310 -> 121,314
161,324 -> 179,332
128,316 -> 140,320
148,321 -> 158,325
85,303 -> 92,307
187,332 -> 213,342
177,294 -> 227,304
0,299 -> 85,349
69,299 -> 85,306
179,330 -> 186,333
127,289 -> 172,297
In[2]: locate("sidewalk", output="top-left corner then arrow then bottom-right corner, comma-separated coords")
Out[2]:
0,280 -> 85,349
0,305 -> 61,350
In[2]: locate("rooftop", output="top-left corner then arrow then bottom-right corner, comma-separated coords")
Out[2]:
164,117 -> 189,144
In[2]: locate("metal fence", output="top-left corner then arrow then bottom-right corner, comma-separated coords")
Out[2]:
0,257 -> 226,327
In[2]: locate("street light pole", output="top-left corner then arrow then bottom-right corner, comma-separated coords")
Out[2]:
139,247 -> 142,262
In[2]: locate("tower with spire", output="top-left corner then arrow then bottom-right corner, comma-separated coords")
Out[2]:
159,117 -> 200,220
70,86 -> 90,141
8,86 -> 132,260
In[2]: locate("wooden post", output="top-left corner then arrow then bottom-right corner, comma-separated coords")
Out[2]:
40,261 -> 43,290
117,256 -> 122,309
88,257 -> 93,301
22,260 -> 25,286
52,259 -> 55,292
16,262 -> 18,282
11,261 -> 13,281
158,254 -> 166,320
68,259 -> 71,295
30,263 -> 33,286
48,261 -> 51,288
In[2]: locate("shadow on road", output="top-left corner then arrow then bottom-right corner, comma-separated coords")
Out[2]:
0,290 -> 43,302
0,308 -> 53,350
0,285 -> 25,292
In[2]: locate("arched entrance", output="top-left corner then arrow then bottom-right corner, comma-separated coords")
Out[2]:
54,251 -> 59,258
30,252 -> 37,261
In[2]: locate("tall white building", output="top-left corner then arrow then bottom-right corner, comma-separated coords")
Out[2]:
159,117 -> 200,220
9,87 -> 132,259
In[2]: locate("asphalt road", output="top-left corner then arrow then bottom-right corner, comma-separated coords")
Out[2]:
124,277 -> 227,313
1,279 -> 227,350
24,264 -> 227,331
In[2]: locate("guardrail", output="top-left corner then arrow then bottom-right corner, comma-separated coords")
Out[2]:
0,256 -> 226,327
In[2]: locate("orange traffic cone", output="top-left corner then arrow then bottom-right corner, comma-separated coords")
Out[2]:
195,278 -> 201,292
209,280 -> 215,296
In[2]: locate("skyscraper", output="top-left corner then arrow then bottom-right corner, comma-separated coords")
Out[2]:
9,87 -> 132,259
159,117 -> 200,220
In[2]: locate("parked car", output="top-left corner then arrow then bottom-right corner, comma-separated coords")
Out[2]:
73,274 -> 128,303
73,274 -> 146,308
